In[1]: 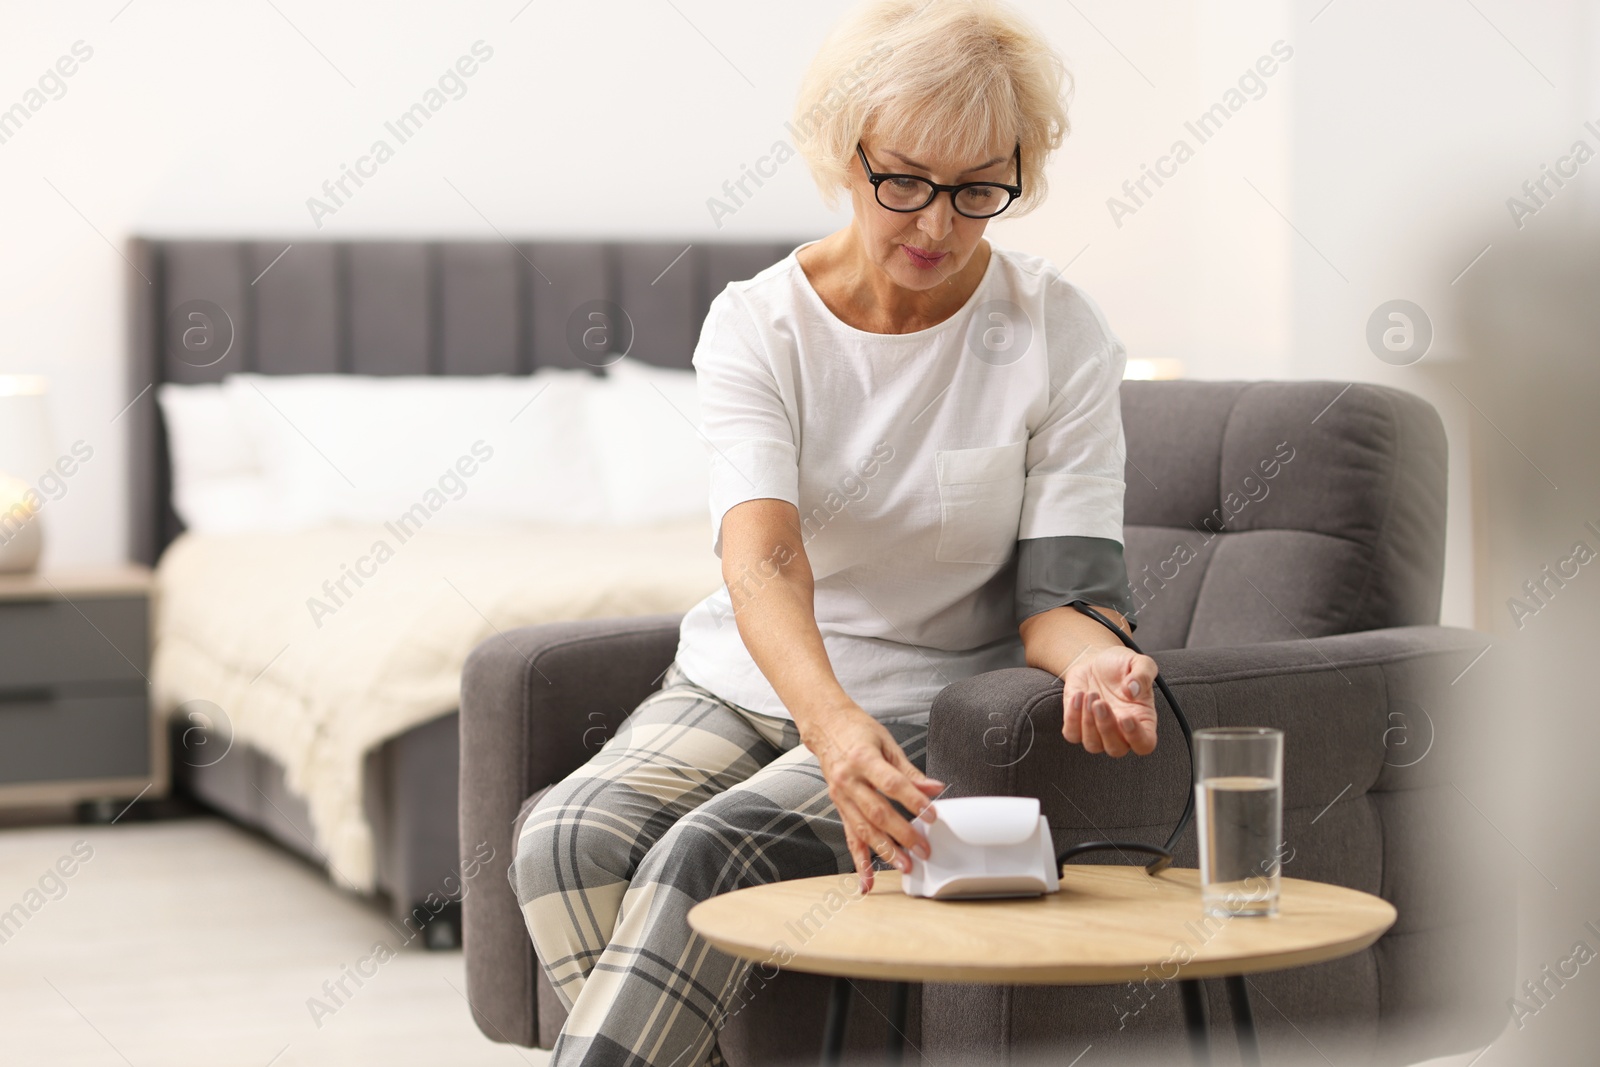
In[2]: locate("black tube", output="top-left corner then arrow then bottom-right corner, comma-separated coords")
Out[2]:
1055,602 -> 1197,876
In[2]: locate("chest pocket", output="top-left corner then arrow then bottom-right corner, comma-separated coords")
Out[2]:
934,441 -> 1028,565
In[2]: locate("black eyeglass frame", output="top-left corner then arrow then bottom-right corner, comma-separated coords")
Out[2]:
855,140 -> 1023,219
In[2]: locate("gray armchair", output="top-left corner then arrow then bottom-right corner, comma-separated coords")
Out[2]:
459,381 -> 1510,1065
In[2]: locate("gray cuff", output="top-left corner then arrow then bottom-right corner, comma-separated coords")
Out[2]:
1015,535 -> 1137,629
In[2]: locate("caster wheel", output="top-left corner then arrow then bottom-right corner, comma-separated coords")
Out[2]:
425,918 -> 460,951
411,899 -> 462,951
76,798 -> 122,824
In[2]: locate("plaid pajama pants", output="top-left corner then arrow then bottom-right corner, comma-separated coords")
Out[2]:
510,663 -> 929,1067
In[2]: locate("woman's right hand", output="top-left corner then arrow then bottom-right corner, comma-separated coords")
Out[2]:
717,499 -> 942,890
803,706 -> 944,892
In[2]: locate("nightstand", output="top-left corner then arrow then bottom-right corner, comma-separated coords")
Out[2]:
0,566 -> 164,812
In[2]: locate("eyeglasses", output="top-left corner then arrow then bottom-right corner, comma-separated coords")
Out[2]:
856,141 -> 1022,219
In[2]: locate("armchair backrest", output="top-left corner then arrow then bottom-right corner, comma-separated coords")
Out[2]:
1118,380 -> 1448,650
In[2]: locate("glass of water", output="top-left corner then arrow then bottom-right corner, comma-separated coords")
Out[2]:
1195,727 -> 1284,917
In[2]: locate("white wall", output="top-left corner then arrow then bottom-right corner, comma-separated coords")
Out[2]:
2,0 -> 1590,631
1287,0 -> 1597,629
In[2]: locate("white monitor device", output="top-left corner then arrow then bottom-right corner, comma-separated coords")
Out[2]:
902,795 -> 1060,900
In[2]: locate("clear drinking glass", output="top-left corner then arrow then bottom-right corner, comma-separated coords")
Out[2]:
1195,727 -> 1284,917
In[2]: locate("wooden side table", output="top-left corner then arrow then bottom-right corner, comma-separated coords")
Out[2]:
689,865 -> 1396,1066
0,566 -> 164,815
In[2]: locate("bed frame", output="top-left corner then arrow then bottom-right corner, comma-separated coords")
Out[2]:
126,237 -> 804,945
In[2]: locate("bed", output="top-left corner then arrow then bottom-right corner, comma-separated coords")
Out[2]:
127,237 -> 803,945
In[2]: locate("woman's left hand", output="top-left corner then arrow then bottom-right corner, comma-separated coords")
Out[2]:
1061,645 -> 1159,757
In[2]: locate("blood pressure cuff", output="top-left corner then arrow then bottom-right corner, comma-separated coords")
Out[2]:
1014,535 -> 1138,629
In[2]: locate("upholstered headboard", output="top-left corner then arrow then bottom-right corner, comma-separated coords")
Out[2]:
125,237 -> 806,564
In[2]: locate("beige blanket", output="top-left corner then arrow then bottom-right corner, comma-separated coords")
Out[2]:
152,521 -> 718,891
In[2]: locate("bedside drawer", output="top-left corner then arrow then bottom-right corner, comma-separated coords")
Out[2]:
0,597 -> 149,688
0,688 -> 151,785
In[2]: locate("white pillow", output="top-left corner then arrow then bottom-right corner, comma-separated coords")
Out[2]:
226,372 -> 607,530
156,383 -> 280,533
586,358 -> 710,525
156,383 -> 255,478
159,368 -> 711,534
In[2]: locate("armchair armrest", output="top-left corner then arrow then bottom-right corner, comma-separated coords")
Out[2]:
459,614 -> 681,1047
928,625 -> 1508,1059
929,625 -> 1492,876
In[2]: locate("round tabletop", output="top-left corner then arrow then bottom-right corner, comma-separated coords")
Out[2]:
687,866 -> 1396,985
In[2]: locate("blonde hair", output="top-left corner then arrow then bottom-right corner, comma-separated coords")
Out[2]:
791,0 -> 1071,216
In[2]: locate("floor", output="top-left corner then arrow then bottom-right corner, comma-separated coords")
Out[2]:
0,815 -> 548,1067
0,813 -> 1499,1067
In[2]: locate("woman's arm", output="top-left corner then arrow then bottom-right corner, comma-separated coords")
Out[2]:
721,497 -> 941,890
1019,605 -> 1159,757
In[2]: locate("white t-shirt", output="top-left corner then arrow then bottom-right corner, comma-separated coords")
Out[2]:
673,239 -> 1128,720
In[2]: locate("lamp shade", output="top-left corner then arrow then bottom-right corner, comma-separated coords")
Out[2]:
0,375 -> 53,573
0,375 -> 54,481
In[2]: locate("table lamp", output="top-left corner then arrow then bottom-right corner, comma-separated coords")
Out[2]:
1124,358 -> 1186,380
0,374 -> 53,573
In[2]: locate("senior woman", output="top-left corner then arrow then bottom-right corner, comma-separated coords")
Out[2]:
513,1 -> 1158,1062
